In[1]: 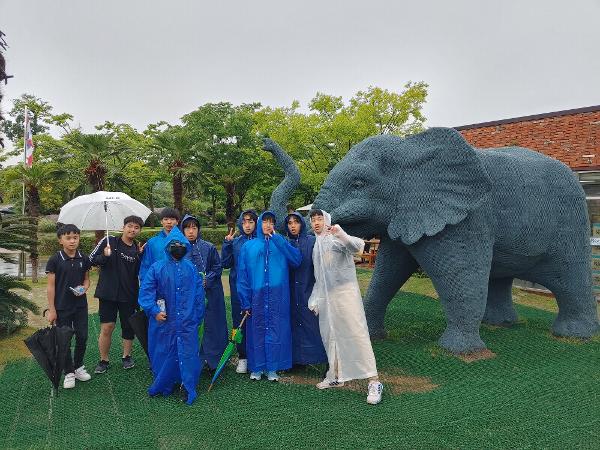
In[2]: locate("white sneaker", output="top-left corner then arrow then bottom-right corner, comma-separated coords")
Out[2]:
249,371 -> 262,380
316,379 -> 345,390
63,373 -> 75,389
367,381 -> 383,405
74,366 -> 91,382
236,359 -> 248,374
267,371 -> 279,382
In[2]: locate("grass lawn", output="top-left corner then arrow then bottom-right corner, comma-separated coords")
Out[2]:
1,270 -> 598,449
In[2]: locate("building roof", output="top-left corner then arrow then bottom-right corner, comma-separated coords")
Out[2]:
454,105 -> 600,131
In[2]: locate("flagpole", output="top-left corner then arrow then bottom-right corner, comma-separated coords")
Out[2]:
19,107 -> 27,279
22,106 -> 27,214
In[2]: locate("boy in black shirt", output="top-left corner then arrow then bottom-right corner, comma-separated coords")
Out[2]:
46,224 -> 92,389
89,215 -> 144,373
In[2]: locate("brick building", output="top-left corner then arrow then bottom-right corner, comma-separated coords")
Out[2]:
454,105 -> 600,295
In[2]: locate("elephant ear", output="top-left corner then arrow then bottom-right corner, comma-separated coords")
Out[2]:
387,127 -> 492,245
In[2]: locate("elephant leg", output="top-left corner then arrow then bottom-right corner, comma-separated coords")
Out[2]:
532,261 -> 599,338
411,216 -> 493,354
364,240 -> 418,339
482,277 -> 518,326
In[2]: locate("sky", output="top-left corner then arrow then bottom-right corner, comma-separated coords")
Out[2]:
1,0 -> 600,140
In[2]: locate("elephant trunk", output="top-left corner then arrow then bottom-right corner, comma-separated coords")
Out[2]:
264,139 -> 301,232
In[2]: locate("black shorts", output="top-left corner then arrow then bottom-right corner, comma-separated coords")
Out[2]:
98,299 -> 138,340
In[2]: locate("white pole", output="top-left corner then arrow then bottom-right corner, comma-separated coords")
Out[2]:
20,107 -> 27,279
22,106 -> 27,214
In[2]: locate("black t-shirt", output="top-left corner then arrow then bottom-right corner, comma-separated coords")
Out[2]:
115,238 -> 140,303
45,249 -> 92,311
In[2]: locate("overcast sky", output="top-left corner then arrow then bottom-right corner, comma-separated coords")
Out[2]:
2,0 -> 600,137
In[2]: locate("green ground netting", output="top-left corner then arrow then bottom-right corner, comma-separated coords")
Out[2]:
2,276 -> 599,449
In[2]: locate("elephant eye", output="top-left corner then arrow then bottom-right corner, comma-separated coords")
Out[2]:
352,179 -> 366,189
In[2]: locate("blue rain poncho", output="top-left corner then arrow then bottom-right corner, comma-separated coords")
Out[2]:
221,209 -> 257,357
138,226 -> 205,405
237,211 -> 302,372
285,212 -> 327,365
180,214 -> 228,369
139,229 -> 171,284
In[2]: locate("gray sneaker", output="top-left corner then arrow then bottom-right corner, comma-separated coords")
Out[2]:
122,355 -> 135,370
94,360 -> 109,374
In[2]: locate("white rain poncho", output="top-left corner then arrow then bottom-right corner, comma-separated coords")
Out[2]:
308,211 -> 378,382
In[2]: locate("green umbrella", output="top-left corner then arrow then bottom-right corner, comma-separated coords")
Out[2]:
208,311 -> 249,392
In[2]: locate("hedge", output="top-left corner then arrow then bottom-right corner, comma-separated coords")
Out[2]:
38,227 -> 230,255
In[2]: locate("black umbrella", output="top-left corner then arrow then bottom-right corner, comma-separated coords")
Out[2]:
24,325 -> 74,392
128,310 -> 149,358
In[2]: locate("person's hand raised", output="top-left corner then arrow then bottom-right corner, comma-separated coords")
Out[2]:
225,227 -> 236,241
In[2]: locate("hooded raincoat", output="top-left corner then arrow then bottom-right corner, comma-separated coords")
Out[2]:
138,226 -> 205,405
237,211 -> 302,372
285,212 -> 327,365
308,211 -> 378,382
221,209 -> 257,357
180,214 -> 228,369
139,229 -> 170,284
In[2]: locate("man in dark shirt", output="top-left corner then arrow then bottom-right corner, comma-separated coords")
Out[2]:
89,215 -> 144,373
46,224 -> 92,389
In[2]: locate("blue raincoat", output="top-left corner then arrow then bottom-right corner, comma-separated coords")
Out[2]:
221,209 -> 257,357
237,211 -> 302,372
180,214 -> 228,369
139,229 -> 171,284
285,212 -> 327,365
138,226 -> 205,405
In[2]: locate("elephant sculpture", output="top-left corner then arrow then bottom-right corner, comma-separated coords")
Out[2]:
310,127 -> 599,354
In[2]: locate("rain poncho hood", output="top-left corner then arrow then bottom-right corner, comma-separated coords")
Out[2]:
237,211 -> 302,372
138,225 -> 205,405
237,209 -> 258,236
140,226 -> 174,284
180,214 -> 201,240
284,212 -> 327,365
308,210 -> 377,382
180,213 -> 229,369
284,211 -> 307,239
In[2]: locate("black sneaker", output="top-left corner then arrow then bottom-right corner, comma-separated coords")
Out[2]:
95,360 -> 110,374
122,355 -> 135,370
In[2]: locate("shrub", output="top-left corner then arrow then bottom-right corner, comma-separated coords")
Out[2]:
0,274 -> 38,336
144,212 -> 161,228
38,217 -> 58,233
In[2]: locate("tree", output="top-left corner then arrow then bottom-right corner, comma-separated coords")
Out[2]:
253,83 -> 429,203
4,164 -> 66,282
2,94 -> 73,144
182,102 -> 267,225
147,125 -> 201,214
0,215 -> 39,335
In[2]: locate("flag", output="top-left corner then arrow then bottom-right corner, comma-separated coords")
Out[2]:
24,112 -> 34,167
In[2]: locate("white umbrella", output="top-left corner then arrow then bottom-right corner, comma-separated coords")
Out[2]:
58,191 -> 151,250
296,203 -> 313,212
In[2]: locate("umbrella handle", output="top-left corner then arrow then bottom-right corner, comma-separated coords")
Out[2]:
238,311 -> 249,328
104,201 -> 111,254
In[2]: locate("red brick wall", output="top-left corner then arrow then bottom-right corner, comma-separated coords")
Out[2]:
457,109 -> 600,169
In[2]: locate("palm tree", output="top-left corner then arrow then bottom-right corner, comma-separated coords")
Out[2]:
5,164 -> 66,282
150,127 -> 201,213
65,132 -> 129,241
0,215 -> 38,335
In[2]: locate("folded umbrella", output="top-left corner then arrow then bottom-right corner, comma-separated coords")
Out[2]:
208,311 -> 249,392
128,310 -> 149,358
24,325 -> 75,393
